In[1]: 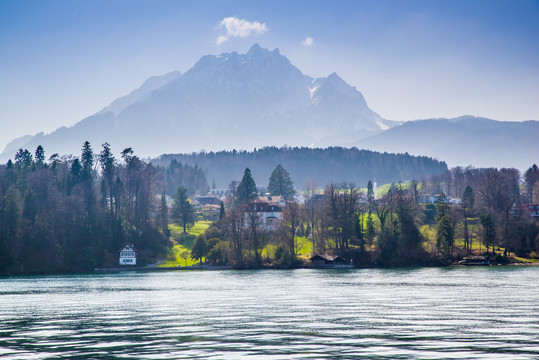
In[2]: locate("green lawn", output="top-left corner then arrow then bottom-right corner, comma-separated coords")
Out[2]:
169,220 -> 211,239
159,243 -> 200,267
260,236 -> 314,261
158,220 -> 211,267
189,220 -> 212,235
371,181 -> 411,198
295,236 -> 314,258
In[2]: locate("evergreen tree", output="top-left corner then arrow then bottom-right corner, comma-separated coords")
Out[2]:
461,186 -> 474,250
236,168 -> 257,204
268,164 -> 295,200
81,141 -> 94,182
367,181 -> 374,208
219,200 -> 225,220
397,203 -> 421,254
436,213 -> 454,258
79,141 -> 96,219
34,146 -> 46,169
69,158 -> 83,193
99,143 -> 117,218
47,154 -> 60,173
171,186 -> 194,233
435,193 -> 453,258
14,149 -> 33,182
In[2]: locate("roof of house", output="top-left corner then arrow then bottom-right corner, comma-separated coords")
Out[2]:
196,196 -> 221,205
120,244 -> 137,253
257,195 -> 284,205
310,254 -> 348,262
248,202 -> 282,212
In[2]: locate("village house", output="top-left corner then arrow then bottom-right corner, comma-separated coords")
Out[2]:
200,204 -> 221,220
209,188 -> 231,198
418,194 -> 461,205
257,195 -> 286,206
246,196 -> 284,232
119,244 -> 137,265
196,196 -> 221,205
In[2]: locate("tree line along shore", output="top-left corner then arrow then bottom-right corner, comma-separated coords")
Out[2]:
0,142 -> 537,275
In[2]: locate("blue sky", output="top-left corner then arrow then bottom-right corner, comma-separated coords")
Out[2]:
1,0 -> 538,151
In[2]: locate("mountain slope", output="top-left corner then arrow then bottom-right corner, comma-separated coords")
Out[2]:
101,71 -> 182,116
356,116 -> 539,170
1,44 -> 391,161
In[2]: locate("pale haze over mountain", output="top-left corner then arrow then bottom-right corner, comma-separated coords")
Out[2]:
356,116 -> 539,171
1,44 -> 537,171
1,45 -> 395,160
0,44 -> 539,169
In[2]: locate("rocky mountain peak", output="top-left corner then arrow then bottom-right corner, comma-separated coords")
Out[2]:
0,45 -> 394,161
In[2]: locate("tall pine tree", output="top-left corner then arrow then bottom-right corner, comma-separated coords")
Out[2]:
268,164 -> 295,200
236,168 -> 257,204
171,186 -> 194,233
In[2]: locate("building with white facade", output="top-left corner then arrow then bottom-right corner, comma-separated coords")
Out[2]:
119,244 -> 137,265
246,198 -> 284,232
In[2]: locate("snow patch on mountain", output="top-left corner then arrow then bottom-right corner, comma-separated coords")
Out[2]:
1,44 -> 397,160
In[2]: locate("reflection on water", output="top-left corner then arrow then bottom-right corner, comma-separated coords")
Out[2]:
1,268 -> 539,359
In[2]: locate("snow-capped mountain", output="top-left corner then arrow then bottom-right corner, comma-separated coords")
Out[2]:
1,44 -> 394,160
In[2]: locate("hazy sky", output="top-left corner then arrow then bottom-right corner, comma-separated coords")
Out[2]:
1,0 -> 538,152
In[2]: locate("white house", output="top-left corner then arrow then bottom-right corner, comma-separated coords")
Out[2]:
247,201 -> 283,232
119,244 -> 137,265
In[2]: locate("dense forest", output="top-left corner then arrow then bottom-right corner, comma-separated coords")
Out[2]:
155,146 -> 448,189
0,143 -> 206,274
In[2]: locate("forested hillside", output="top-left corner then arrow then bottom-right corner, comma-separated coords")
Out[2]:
0,142 -> 206,275
155,146 -> 448,189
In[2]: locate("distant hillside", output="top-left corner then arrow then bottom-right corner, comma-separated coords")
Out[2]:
356,116 -> 538,171
154,146 -> 448,189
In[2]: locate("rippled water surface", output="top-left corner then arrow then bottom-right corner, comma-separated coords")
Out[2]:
1,267 -> 539,359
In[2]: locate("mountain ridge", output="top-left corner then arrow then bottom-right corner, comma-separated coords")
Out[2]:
1,44 -> 393,162
1,45 -> 535,171
355,116 -> 538,170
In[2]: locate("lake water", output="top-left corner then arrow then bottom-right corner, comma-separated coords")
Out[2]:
1,267 -> 538,359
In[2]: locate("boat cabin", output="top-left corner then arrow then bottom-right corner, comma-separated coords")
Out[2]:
310,254 -> 351,268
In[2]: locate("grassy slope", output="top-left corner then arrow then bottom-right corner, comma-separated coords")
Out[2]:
158,221 -> 211,267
